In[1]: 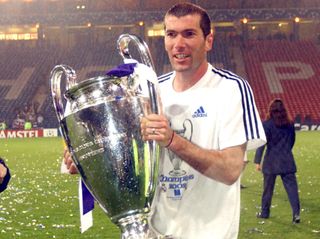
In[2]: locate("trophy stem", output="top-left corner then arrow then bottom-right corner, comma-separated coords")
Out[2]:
118,214 -> 159,239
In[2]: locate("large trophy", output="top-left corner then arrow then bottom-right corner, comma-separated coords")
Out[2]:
50,34 -> 162,239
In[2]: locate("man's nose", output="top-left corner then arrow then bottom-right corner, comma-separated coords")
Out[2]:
174,35 -> 186,48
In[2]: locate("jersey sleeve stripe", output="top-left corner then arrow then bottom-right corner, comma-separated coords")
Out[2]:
158,72 -> 173,84
212,68 -> 261,141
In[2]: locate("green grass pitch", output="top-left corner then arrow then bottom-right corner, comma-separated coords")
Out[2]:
0,131 -> 319,238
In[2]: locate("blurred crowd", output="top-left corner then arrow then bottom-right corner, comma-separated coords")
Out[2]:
0,102 -> 44,130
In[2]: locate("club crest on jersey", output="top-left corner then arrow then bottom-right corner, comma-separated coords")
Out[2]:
192,106 -> 207,118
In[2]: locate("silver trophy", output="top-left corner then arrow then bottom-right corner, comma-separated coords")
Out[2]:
50,34 -> 162,239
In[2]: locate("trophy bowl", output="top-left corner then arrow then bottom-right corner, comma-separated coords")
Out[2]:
50,34 -> 161,239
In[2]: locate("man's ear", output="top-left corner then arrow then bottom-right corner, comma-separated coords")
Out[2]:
205,32 -> 214,51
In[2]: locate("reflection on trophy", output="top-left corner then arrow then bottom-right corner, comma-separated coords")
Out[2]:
168,119 -> 193,176
50,34 -> 162,239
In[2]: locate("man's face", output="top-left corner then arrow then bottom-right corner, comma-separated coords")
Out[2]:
164,14 -> 213,73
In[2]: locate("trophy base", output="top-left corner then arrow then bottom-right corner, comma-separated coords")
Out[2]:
118,214 -> 169,239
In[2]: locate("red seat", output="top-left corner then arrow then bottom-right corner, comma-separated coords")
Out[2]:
242,40 -> 320,123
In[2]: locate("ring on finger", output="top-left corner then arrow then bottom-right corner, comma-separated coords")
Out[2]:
152,128 -> 156,134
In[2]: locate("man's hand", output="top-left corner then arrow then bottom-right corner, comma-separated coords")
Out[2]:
0,163 -> 8,184
255,163 -> 262,171
140,114 -> 175,148
64,147 -> 78,174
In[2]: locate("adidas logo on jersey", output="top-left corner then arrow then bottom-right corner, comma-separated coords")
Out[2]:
192,106 -> 207,118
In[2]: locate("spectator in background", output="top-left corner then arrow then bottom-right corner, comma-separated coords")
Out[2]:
24,103 -> 37,128
255,98 -> 300,224
12,113 -> 25,129
20,103 -> 30,120
0,119 -> 6,130
36,114 -> 44,128
0,157 -> 11,193
11,103 -> 38,130
24,120 -> 32,130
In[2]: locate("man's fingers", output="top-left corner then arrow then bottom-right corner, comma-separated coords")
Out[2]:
0,164 -> 7,178
69,163 -> 78,174
66,155 -> 73,169
63,148 -> 70,164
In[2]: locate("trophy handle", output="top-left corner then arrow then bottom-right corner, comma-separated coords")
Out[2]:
117,34 -> 159,115
117,34 -> 155,70
50,64 -> 77,122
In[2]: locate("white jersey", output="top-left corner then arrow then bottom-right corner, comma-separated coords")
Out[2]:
150,64 -> 266,239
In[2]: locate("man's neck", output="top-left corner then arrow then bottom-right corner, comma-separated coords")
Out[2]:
173,61 -> 208,92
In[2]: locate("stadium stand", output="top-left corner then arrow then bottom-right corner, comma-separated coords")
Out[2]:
208,39 -> 234,71
0,37 -> 319,128
0,1 -> 319,128
0,40 -> 130,128
242,39 -> 320,123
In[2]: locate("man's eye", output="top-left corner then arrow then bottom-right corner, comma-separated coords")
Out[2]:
184,31 -> 195,37
166,32 -> 176,37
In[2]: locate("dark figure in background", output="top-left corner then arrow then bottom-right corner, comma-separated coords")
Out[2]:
0,157 -> 11,193
254,98 -> 300,224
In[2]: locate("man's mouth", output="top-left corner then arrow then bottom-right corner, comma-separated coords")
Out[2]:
174,54 -> 190,59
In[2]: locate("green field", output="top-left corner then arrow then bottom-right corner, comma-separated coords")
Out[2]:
0,131 -> 319,239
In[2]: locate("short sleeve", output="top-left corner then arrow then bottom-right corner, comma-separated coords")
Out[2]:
219,79 -> 266,151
